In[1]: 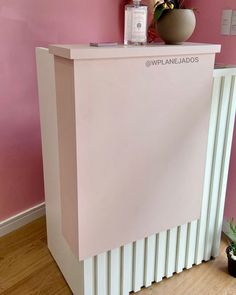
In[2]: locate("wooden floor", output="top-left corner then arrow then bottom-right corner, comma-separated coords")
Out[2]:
0,217 -> 236,295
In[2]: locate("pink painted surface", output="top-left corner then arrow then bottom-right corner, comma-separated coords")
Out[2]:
0,0 -> 123,221
53,45 -> 217,259
187,0 -> 236,220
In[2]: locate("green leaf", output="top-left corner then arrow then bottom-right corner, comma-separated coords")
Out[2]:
154,7 -> 165,22
229,218 -> 236,234
228,218 -> 236,244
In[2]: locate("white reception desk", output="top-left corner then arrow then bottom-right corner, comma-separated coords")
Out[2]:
36,44 -> 236,295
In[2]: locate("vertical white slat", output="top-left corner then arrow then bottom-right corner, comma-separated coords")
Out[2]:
133,239 -> 145,292
108,248 -> 121,295
144,234 -> 156,287
204,76 -> 232,261
185,220 -> 198,269
195,76 -> 222,265
96,252 -> 108,295
155,231 -> 167,282
165,227 -> 178,278
121,243 -> 133,295
212,75 -> 236,257
84,257 -> 95,295
175,224 -> 188,273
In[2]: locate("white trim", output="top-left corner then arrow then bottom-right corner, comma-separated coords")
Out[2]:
222,219 -> 234,241
222,220 -> 229,236
0,202 -> 45,237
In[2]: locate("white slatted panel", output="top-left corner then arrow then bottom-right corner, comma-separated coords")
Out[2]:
176,224 -> 188,273
144,235 -> 156,287
96,253 -> 108,295
84,258 -> 95,295
165,227 -> 178,278
185,221 -> 197,269
133,239 -> 145,292
79,69 -> 236,295
108,248 -> 121,295
194,76 -> 222,265
155,231 -> 167,282
212,75 -> 236,257
121,243 -> 133,295
204,76 -> 232,261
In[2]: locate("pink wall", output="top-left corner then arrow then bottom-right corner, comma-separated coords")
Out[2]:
188,0 -> 236,220
225,131 -> 236,220
188,0 -> 236,64
0,0 -> 123,221
1,0 -> 236,222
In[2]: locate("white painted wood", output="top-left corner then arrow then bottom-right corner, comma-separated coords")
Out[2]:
155,231 -> 167,282
195,76 -> 222,265
185,221 -> 197,269
96,253 -> 108,295
204,76 -> 231,261
133,239 -> 145,292
121,243 -> 133,295
176,224 -> 188,273
49,43 -> 221,60
36,48 -> 84,295
0,202 -> 45,237
108,248 -> 121,295
144,234 -> 156,287
214,66 -> 236,77
84,258 -> 95,295
222,219 -> 234,240
37,46 -> 235,295
165,227 -> 178,278
212,75 -> 236,257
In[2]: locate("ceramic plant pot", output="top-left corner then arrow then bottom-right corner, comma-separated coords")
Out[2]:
226,246 -> 236,277
156,9 -> 196,45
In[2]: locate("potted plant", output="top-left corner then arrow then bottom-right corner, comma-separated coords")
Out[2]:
226,218 -> 236,277
153,0 -> 196,44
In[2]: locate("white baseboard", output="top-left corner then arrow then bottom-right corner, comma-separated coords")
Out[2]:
0,202 -> 46,237
222,219 -> 233,241
222,220 -> 228,236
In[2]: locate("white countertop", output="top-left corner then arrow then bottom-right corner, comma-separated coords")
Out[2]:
49,42 -> 221,60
